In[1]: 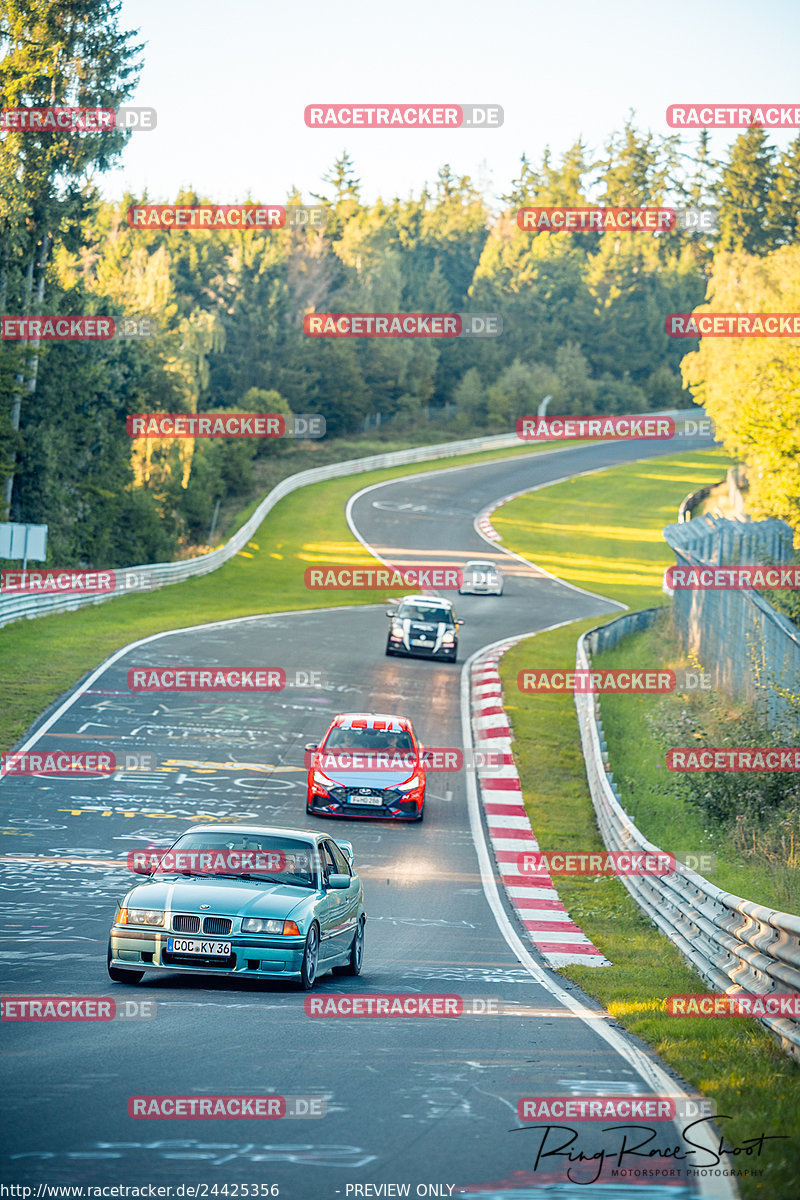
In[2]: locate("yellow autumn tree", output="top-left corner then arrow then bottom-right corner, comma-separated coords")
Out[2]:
681,247 -> 800,533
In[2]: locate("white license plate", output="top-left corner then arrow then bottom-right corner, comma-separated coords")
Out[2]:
411,637 -> 431,646
348,794 -> 383,806
167,937 -> 231,956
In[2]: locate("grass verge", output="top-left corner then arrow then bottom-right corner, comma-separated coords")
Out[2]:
595,617 -> 799,913
494,449 -> 799,1199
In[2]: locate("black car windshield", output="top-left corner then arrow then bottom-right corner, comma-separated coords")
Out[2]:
395,603 -> 451,623
153,833 -> 317,886
324,726 -> 414,752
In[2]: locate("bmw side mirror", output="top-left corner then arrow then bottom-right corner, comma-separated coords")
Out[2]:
327,873 -> 350,890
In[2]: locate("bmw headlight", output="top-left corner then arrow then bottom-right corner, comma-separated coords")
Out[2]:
242,918 -> 301,935
118,907 -> 164,926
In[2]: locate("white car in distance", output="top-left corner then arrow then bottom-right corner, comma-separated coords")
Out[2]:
459,559 -> 504,596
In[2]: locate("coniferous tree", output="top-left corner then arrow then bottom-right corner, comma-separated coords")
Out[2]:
715,127 -> 776,255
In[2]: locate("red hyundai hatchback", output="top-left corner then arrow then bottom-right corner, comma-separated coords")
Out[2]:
305,712 -> 426,821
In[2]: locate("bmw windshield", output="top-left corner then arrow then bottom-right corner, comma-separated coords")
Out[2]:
148,832 -> 318,887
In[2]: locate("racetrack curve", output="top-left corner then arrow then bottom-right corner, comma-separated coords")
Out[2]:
0,435 -> 731,1200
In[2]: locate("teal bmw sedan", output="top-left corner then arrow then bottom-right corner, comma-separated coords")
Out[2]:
108,825 -> 365,990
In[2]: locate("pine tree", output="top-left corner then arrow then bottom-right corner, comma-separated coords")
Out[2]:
766,134 -> 800,247
715,127 -> 776,255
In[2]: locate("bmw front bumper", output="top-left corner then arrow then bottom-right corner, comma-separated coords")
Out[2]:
109,926 -> 307,978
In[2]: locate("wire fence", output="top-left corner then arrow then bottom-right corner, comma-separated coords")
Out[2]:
663,515 -> 800,732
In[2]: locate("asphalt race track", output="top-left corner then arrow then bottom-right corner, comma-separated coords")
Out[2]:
1,436 -> 722,1199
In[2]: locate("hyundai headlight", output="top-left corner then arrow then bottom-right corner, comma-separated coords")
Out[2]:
312,770 -> 338,790
397,775 -> 423,792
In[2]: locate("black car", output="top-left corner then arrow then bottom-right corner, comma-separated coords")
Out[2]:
385,594 -> 463,662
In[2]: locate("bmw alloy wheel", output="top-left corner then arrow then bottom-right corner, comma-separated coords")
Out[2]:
300,924 -> 320,990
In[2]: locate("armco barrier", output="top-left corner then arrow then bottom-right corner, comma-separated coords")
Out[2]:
575,610 -> 800,1060
0,431 -> 521,630
678,481 -> 719,522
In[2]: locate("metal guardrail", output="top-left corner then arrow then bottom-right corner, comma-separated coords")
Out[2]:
575,610 -> 800,1060
0,431 -> 521,630
678,481 -> 718,522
